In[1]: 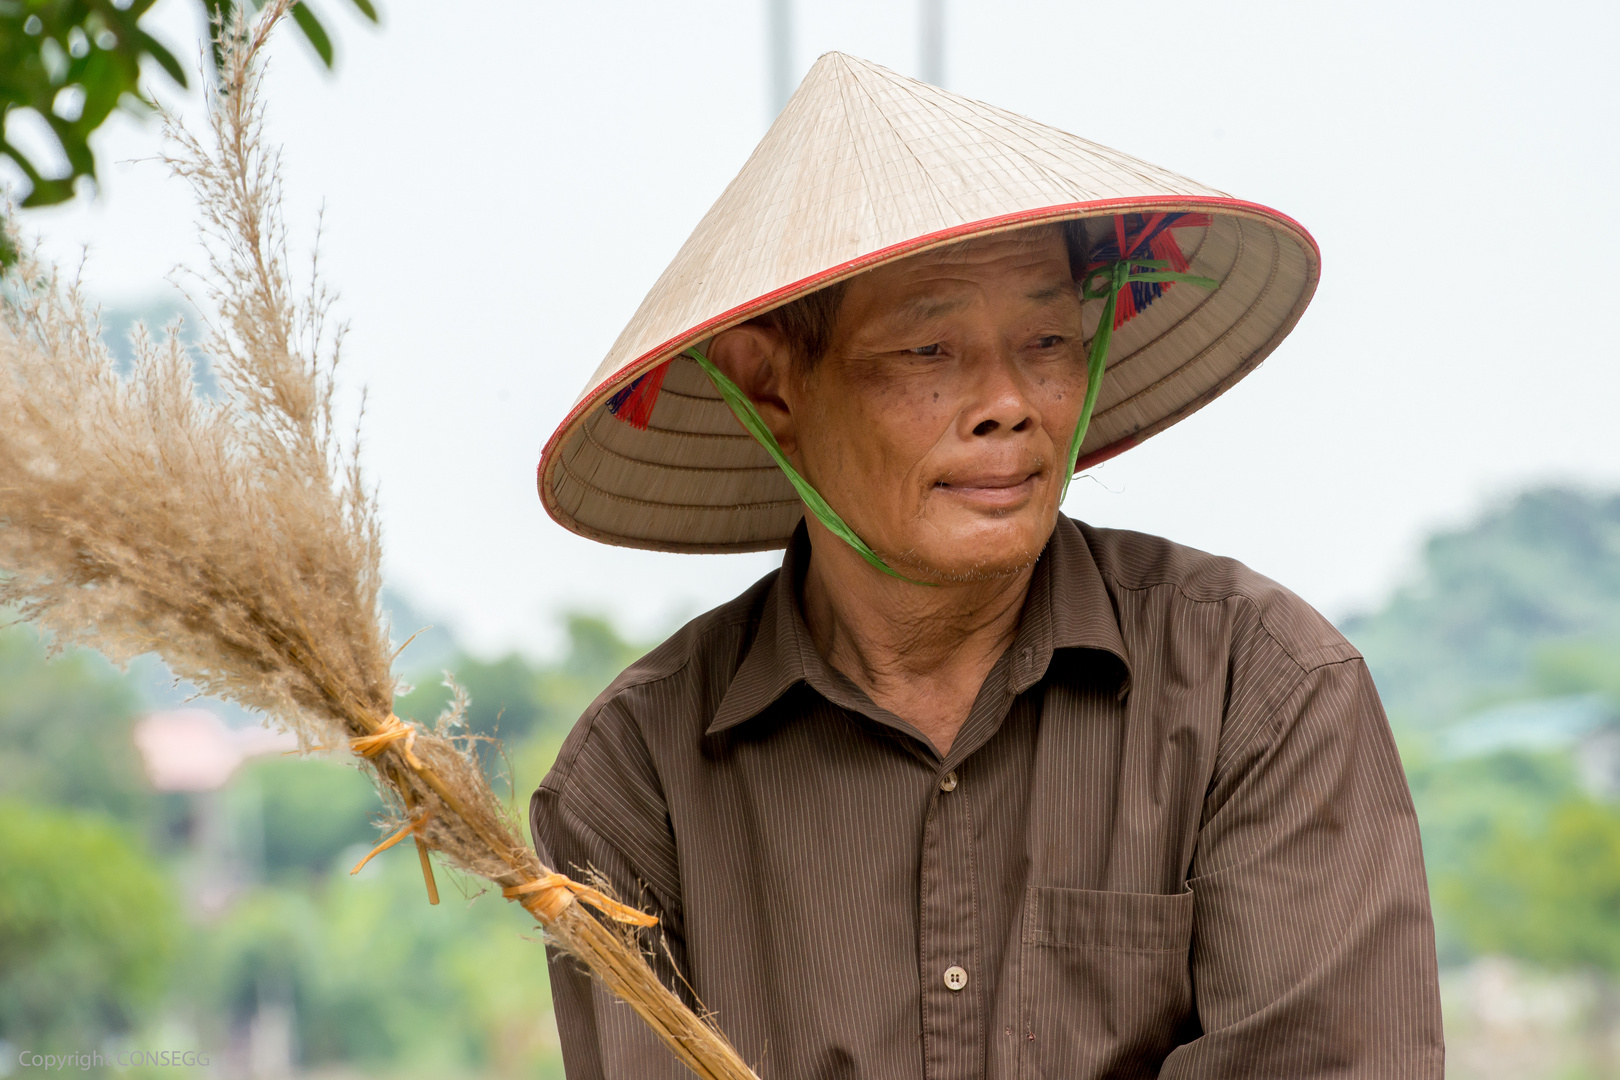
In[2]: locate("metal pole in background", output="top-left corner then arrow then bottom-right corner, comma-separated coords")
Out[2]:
767,0 -> 794,120
919,0 -> 945,86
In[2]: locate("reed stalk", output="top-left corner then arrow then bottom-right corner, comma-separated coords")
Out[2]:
0,7 -> 758,1078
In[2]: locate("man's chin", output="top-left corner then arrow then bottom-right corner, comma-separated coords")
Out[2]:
886,515 -> 1055,583
910,556 -> 1040,585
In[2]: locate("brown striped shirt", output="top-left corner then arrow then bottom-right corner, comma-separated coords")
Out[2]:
530,516 -> 1443,1079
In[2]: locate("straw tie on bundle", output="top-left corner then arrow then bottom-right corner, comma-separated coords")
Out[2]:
347,714 -> 439,903
504,874 -> 661,926
349,713 -> 423,767
346,715 -> 662,925
349,808 -> 431,873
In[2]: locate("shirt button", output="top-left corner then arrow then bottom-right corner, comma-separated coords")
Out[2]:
943,965 -> 968,991
939,770 -> 958,792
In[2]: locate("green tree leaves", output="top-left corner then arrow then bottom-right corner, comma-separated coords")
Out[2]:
191,856 -> 563,1075
0,626 -> 154,827
0,0 -> 185,206
1443,793 -> 1620,975
202,0 -> 378,73
394,614 -> 650,756
1345,488 -> 1620,727
233,755 -> 381,880
0,607 -> 626,1072
0,801 -> 179,1047
0,0 -> 379,258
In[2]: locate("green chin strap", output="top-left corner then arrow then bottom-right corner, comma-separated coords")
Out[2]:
686,345 -> 919,582
1062,257 -> 1218,502
686,257 -> 1215,583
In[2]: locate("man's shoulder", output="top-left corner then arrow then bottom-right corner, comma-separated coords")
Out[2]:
605,568 -> 777,702
541,567 -> 777,794
1074,519 -> 1360,675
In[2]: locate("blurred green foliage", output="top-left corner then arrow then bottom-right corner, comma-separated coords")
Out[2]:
0,800 -> 179,1048
1406,750 -> 1584,964
1343,488 -> 1620,727
0,0 -> 186,208
188,856 -> 564,1076
232,756 -> 378,880
396,613 -> 648,798
202,0 -> 378,73
0,625 -> 158,827
1337,485 -> 1620,1064
0,0 -> 378,262
1441,793 -> 1620,974
1533,636 -> 1620,700
0,609 -> 644,1074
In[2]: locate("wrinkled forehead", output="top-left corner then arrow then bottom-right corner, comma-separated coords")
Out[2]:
838,223 -> 1079,324
880,221 -> 1070,279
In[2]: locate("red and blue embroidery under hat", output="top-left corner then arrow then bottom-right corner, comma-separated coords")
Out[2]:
603,360 -> 670,430
1083,211 -> 1212,328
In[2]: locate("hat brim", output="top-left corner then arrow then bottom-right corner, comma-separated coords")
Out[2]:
539,195 -> 1319,554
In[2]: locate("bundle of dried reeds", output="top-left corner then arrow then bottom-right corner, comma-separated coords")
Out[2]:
0,8 -> 757,1079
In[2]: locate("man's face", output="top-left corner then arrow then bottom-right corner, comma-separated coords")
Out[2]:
792,226 -> 1087,581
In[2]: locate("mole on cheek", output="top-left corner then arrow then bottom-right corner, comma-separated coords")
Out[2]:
932,392 -> 939,401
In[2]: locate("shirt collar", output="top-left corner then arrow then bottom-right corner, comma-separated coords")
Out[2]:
707,515 -> 1132,736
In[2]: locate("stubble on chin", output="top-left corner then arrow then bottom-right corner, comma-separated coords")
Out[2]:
884,534 -> 1049,584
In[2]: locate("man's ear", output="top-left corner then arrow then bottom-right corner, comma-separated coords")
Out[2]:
707,323 -> 800,456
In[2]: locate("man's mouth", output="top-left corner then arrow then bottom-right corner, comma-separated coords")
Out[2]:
933,470 -> 1041,509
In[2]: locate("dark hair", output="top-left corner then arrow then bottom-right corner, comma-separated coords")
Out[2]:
1061,217 -> 1090,281
757,220 -> 1090,373
750,279 -> 850,376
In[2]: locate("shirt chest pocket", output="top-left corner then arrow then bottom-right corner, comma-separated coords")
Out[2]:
1018,886 -> 1196,1080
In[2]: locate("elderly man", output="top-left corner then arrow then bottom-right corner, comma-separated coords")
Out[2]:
532,54 -> 1442,1079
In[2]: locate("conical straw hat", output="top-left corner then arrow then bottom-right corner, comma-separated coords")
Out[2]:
539,52 -> 1319,553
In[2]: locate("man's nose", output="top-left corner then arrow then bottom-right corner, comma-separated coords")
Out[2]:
963,348 -> 1036,437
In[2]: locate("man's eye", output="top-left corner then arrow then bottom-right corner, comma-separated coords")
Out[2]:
909,343 -> 943,357
1035,335 -> 1063,349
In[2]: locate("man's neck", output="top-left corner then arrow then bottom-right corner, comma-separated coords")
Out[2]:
799,523 -> 1037,757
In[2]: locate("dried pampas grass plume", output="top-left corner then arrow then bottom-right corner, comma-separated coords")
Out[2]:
0,6 -> 758,1079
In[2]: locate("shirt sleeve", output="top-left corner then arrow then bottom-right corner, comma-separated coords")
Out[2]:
530,784 -> 693,1080
1160,655 -> 1445,1078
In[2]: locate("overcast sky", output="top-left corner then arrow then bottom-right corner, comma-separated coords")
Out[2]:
22,0 -> 1619,656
